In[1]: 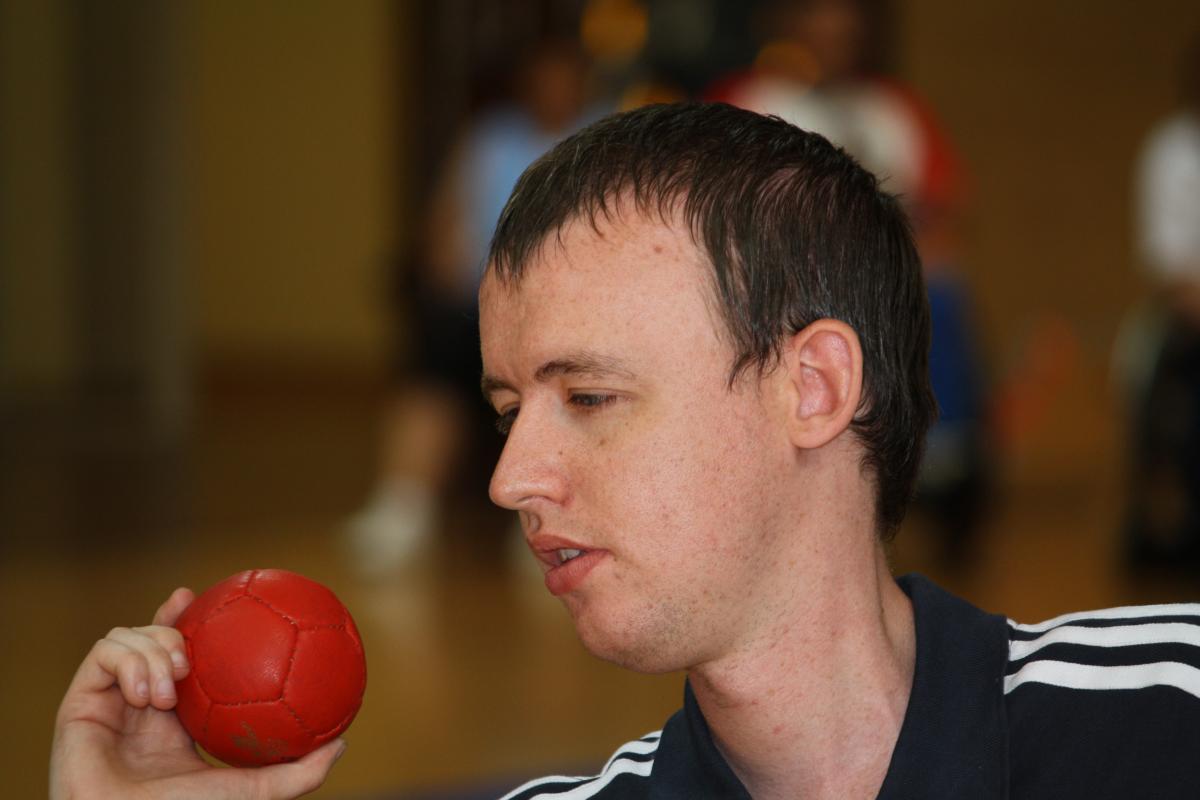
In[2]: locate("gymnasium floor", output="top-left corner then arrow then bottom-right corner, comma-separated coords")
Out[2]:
5,368 -> 1197,799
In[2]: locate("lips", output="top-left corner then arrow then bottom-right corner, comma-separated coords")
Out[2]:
528,534 -> 609,596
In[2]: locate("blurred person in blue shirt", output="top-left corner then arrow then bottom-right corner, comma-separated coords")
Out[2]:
347,38 -> 605,573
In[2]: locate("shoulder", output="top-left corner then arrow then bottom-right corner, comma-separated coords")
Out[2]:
1004,601 -> 1200,797
498,730 -> 662,800
1005,600 -> 1200,698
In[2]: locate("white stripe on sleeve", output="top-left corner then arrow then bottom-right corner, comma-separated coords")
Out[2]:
1011,603 -> 1200,634
499,731 -> 661,800
499,773 -> 590,800
1004,659 -> 1200,700
526,758 -> 656,800
1009,622 -> 1200,662
600,737 -> 659,770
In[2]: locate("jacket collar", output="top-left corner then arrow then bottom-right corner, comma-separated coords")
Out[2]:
650,574 -> 1010,798
877,574 -> 1009,799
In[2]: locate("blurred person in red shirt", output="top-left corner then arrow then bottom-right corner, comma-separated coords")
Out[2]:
709,0 -> 989,560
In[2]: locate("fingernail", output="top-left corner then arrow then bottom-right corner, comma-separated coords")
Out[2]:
170,650 -> 187,670
136,680 -> 150,698
157,678 -> 175,699
333,741 -> 348,763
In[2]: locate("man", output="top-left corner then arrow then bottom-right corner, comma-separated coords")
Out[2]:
1123,34 -> 1200,564
51,104 -> 1200,799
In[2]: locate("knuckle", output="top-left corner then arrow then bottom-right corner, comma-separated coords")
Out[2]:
93,635 -> 127,659
158,626 -> 185,646
115,652 -> 147,686
132,626 -> 164,647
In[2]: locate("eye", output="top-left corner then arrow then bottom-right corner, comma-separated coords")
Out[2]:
495,406 -> 518,436
568,393 -> 617,411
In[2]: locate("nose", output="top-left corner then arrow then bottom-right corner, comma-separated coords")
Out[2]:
488,406 -> 570,512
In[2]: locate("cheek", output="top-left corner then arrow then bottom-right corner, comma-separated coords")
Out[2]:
587,396 -> 778,560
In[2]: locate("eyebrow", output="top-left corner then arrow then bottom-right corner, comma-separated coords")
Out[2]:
480,351 -> 637,400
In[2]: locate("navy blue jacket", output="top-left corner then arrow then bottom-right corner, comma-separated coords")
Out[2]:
501,575 -> 1200,799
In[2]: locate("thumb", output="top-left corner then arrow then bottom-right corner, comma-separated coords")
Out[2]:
153,587 -> 195,627
242,739 -> 347,799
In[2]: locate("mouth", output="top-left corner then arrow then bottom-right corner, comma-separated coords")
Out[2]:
527,535 -> 608,595
543,549 -> 607,596
528,534 -> 593,568
554,548 -> 585,565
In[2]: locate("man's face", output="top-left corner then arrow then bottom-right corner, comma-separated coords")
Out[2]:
480,212 -> 800,673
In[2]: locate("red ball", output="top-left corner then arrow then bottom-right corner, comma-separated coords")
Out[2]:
173,569 -> 367,767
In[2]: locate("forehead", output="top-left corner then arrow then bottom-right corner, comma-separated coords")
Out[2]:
475,209 -> 720,367
479,212 -> 727,376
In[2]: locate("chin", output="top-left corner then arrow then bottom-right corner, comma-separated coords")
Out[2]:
570,610 -> 687,675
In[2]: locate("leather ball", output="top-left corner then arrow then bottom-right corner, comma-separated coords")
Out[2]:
173,569 -> 366,767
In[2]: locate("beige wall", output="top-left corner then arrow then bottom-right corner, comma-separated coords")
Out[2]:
0,1 -> 402,392
895,2 -> 1200,474
902,0 -> 1200,354
187,0 -> 398,372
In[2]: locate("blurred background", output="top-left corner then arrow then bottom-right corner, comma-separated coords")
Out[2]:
4,0 -> 1200,797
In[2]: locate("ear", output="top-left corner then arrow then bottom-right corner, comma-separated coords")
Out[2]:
778,319 -> 864,450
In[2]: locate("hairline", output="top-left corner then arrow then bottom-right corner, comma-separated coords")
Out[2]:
486,191 -> 760,382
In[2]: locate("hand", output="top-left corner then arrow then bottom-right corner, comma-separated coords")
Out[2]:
50,588 -> 345,799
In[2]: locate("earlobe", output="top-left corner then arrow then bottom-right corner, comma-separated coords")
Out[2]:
781,320 -> 864,450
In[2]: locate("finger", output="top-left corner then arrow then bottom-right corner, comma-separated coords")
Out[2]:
246,739 -> 346,800
105,628 -> 181,709
69,636 -> 154,708
153,586 -> 195,627
131,624 -> 190,678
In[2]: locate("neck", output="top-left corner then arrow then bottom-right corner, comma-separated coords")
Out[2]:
688,541 -> 915,800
